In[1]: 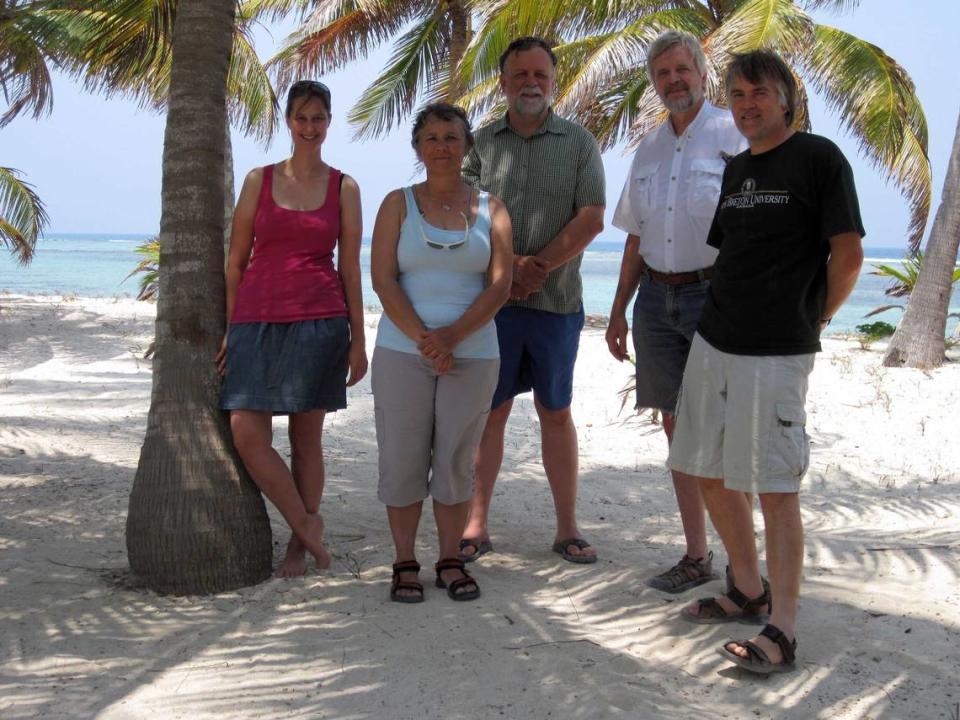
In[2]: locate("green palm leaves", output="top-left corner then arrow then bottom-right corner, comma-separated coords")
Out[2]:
0,166 -> 48,263
267,0 -> 468,138
272,0 -> 930,247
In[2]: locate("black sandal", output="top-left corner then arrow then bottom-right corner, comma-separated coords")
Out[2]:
681,578 -> 771,624
390,560 -> 424,604
434,558 -> 480,601
717,623 -> 798,675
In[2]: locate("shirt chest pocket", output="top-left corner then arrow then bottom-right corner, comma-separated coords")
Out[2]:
686,158 -> 725,218
629,162 -> 659,223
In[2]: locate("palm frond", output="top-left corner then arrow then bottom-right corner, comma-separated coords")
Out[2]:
38,0 -> 176,110
797,0 -> 860,12
454,73 -> 503,125
346,11 -> 448,140
0,1 -> 58,126
554,10 -> 708,121
123,236 -> 160,301
0,166 -> 49,265
239,0 -> 313,24
704,0 -> 813,60
268,0 -> 420,88
863,304 -> 903,318
228,21 -> 280,141
803,23 -> 930,248
460,0 -> 687,91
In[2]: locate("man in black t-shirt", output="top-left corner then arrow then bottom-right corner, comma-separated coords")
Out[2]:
666,50 -> 865,675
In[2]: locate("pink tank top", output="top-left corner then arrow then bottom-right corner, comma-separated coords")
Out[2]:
231,164 -> 348,323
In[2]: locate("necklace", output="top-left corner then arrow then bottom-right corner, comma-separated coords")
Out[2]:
422,183 -> 469,213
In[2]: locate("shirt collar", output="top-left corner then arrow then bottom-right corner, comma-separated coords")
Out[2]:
493,109 -> 566,137
662,100 -> 714,140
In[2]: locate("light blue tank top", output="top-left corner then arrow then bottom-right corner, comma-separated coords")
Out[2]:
375,186 -> 499,359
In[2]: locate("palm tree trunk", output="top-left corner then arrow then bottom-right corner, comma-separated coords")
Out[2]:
126,0 -> 272,595
445,0 -> 470,100
883,108 -> 960,368
224,126 -> 234,250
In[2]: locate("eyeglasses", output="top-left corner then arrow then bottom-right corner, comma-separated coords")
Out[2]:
420,213 -> 469,251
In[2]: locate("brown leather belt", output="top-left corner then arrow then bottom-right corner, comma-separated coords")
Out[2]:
645,266 -> 713,286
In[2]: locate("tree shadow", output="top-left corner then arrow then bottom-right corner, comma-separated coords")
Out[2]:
2,314 -> 958,718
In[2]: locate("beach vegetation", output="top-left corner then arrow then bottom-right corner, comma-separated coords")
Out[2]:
0,166 -> 48,264
124,237 -> 160,302
884,110 -> 960,368
869,251 -> 960,300
854,320 -> 894,350
125,0 -> 273,595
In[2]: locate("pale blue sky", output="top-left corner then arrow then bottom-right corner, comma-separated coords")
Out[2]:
3,0 -> 958,248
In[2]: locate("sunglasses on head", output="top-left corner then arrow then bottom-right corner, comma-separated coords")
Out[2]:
290,80 -> 331,98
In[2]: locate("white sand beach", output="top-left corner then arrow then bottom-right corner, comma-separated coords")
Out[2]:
1,293 -> 958,720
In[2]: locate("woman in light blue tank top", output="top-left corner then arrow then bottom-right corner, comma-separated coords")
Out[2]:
370,103 -> 513,604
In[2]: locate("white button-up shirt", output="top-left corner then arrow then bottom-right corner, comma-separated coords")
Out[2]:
612,102 -> 747,273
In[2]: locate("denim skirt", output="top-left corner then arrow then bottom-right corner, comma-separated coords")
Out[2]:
220,317 -> 350,414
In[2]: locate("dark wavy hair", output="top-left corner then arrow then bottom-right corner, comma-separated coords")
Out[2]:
410,102 -> 474,152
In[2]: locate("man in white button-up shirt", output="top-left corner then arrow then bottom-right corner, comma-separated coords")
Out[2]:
605,31 -> 747,593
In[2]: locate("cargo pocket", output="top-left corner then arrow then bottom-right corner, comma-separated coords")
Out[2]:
768,403 -> 810,479
686,158 -> 724,218
629,162 -> 659,225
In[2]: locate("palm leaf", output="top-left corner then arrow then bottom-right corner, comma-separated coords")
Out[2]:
797,0 -> 860,11
123,236 -> 160,300
239,0 -> 312,24
228,19 -> 280,141
704,0 -> 812,59
346,11 -> 447,140
37,0 -> 177,110
803,23 -> 930,248
0,166 -> 49,265
0,0 -> 58,127
37,1 -> 281,139
453,73 -> 503,124
268,0 -> 420,88
552,9 -> 709,146
863,304 -> 903,318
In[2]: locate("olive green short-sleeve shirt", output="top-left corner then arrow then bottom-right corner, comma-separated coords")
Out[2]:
463,111 -> 606,315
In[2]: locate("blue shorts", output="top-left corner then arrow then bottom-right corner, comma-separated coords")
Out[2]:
632,274 -> 708,413
491,306 -> 584,411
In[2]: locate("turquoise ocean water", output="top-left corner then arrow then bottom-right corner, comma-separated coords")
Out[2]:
2,233 -> 958,336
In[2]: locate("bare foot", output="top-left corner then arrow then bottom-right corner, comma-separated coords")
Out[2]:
275,534 -> 308,578
298,512 -> 331,570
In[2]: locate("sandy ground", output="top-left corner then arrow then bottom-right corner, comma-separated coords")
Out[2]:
1,293 -> 958,720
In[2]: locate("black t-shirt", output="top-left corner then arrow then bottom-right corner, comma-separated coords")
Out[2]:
699,132 -> 865,355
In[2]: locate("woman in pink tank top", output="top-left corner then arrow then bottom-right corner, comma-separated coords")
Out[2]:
216,81 -> 367,577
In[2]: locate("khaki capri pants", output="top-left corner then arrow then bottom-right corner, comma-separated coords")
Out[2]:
371,347 -> 499,507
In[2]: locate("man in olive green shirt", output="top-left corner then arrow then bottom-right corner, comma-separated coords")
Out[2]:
460,36 -> 606,564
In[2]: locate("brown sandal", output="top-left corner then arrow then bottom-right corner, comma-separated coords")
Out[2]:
681,577 -> 771,624
434,558 -> 480,601
390,560 -> 424,604
717,623 -> 797,675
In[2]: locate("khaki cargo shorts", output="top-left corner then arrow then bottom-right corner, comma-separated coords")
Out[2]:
667,333 -> 815,494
